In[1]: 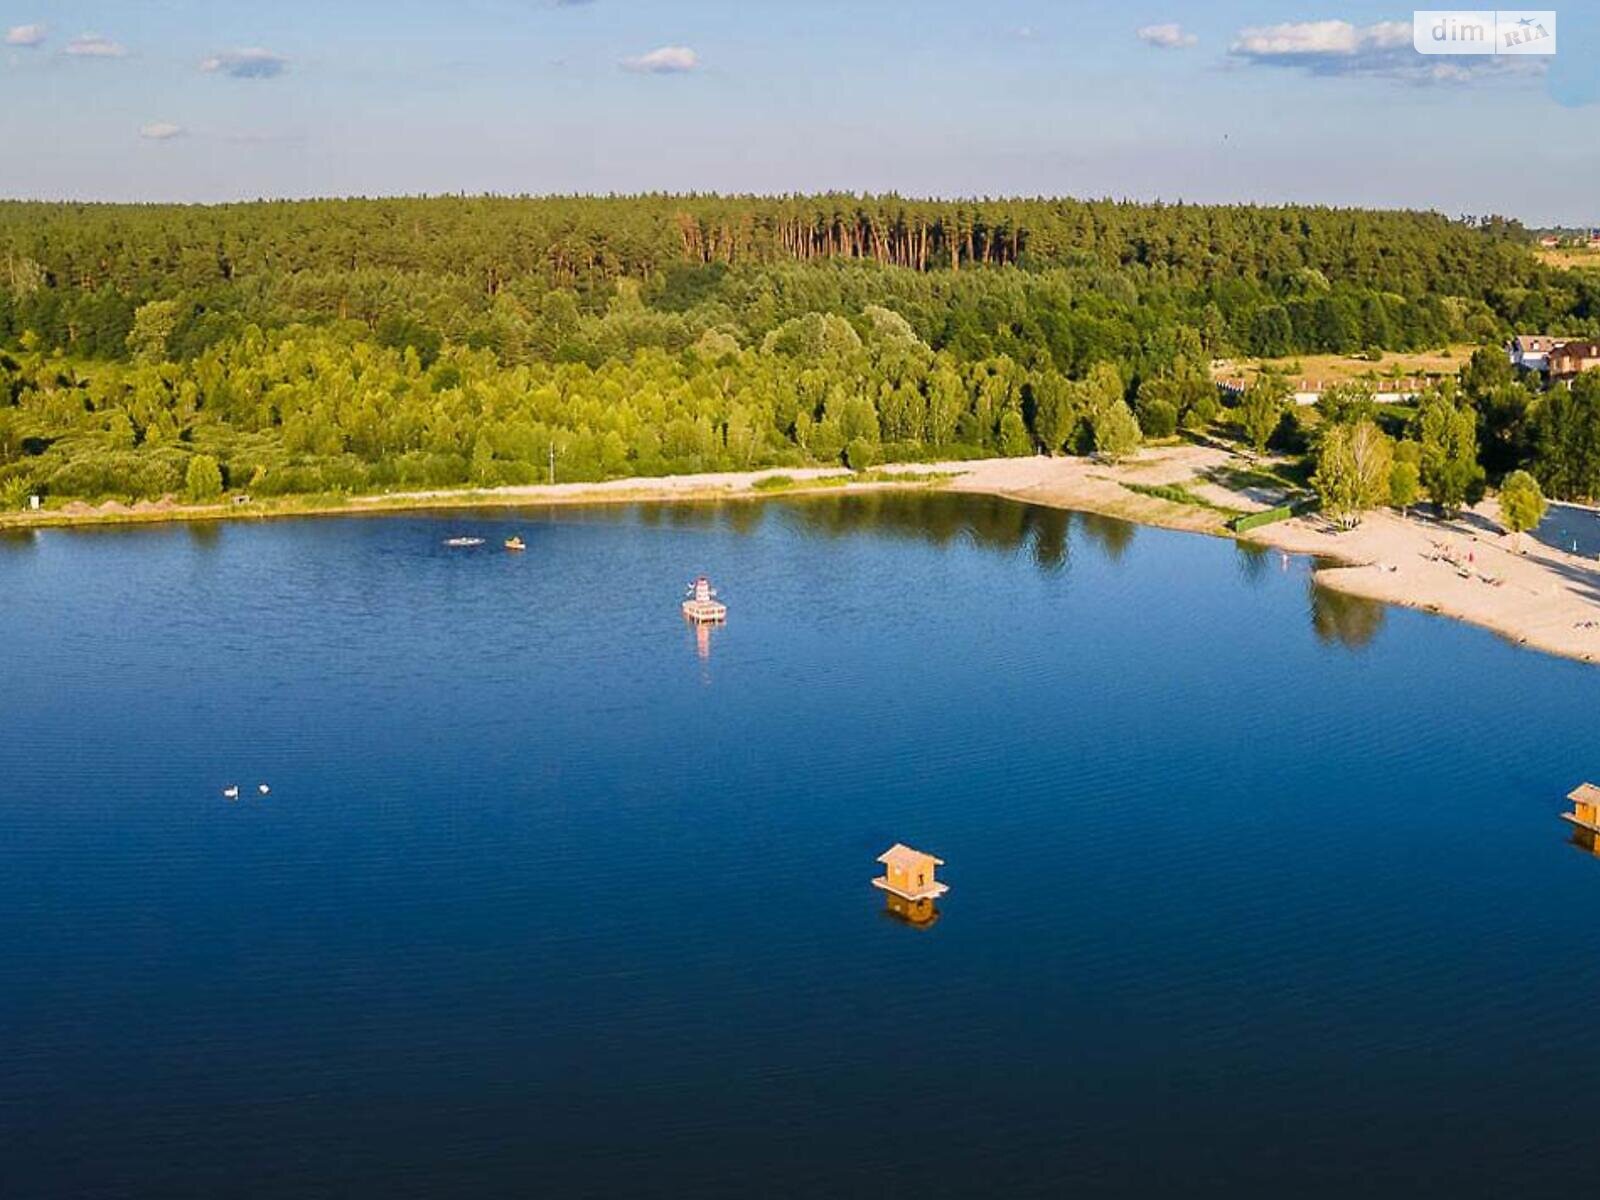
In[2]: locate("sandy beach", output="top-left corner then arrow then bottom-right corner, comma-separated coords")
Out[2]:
908,449 -> 1600,665
1247,506 -> 1600,664
9,444 -> 1600,665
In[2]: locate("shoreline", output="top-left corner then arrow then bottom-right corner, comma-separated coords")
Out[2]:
1241,509 -> 1600,667
7,448 -> 1600,666
0,467 -> 920,531
936,453 -> 1600,667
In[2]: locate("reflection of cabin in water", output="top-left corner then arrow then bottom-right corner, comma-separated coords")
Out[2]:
882,892 -> 941,927
872,844 -> 948,901
1563,783 -> 1600,834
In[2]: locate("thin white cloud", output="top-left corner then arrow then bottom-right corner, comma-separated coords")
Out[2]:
1137,23 -> 1197,49
621,45 -> 698,74
201,47 -> 287,78
139,122 -> 184,140
1231,19 -> 1405,60
5,23 -> 46,47
64,32 -> 126,58
1229,18 -> 1540,82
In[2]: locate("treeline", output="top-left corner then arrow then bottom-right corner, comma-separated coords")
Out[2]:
3,194 -> 1600,508
0,311 -> 1151,503
3,195 -> 1594,365
3,256 -> 1567,376
0,195 -> 1546,293
6,306 -> 1600,510
3,195 -> 1597,373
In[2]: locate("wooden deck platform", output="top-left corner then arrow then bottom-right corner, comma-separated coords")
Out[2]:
681,600 -> 727,623
872,876 -> 949,902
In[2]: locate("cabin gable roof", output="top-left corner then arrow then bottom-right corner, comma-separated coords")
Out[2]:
876,842 -> 944,870
1568,783 -> 1600,807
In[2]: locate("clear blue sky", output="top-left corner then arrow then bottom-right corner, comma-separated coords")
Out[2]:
0,1 -> 1594,223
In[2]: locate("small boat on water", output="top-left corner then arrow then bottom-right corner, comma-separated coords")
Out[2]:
222,786 -> 240,800
682,576 -> 727,623
444,537 -> 485,548
505,537 -> 526,552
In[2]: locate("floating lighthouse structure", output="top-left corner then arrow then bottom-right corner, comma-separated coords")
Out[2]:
681,576 -> 727,623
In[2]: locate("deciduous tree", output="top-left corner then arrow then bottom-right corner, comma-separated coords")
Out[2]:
1413,385 -> 1485,516
1497,469 -> 1547,549
1313,419 -> 1392,528
1238,375 -> 1290,453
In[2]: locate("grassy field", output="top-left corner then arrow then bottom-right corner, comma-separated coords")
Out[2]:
1121,481 -> 1245,518
1537,247 -> 1600,271
1212,345 -> 1478,388
1203,462 -> 1310,494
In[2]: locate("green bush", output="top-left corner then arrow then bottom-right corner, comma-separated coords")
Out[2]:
878,440 -> 930,465
1128,482 -> 1204,506
46,449 -> 185,499
1136,398 -> 1178,438
1182,392 -> 1220,431
185,454 -> 224,502
845,438 -> 880,470
0,475 -> 31,510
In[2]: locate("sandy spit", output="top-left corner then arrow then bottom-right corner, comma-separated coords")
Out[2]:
922,450 -> 1600,666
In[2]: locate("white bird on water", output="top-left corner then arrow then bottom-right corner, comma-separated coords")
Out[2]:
222,786 -> 240,800
258,784 -> 271,796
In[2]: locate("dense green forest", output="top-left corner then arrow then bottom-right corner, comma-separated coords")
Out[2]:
2,194 -> 1599,507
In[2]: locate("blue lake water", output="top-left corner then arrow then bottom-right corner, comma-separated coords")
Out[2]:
1535,501 -> 1600,559
3,493 -> 1600,1198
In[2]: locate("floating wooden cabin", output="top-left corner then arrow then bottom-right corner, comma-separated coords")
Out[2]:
681,576 -> 727,623
1563,783 -> 1600,834
872,844 -> 949,902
